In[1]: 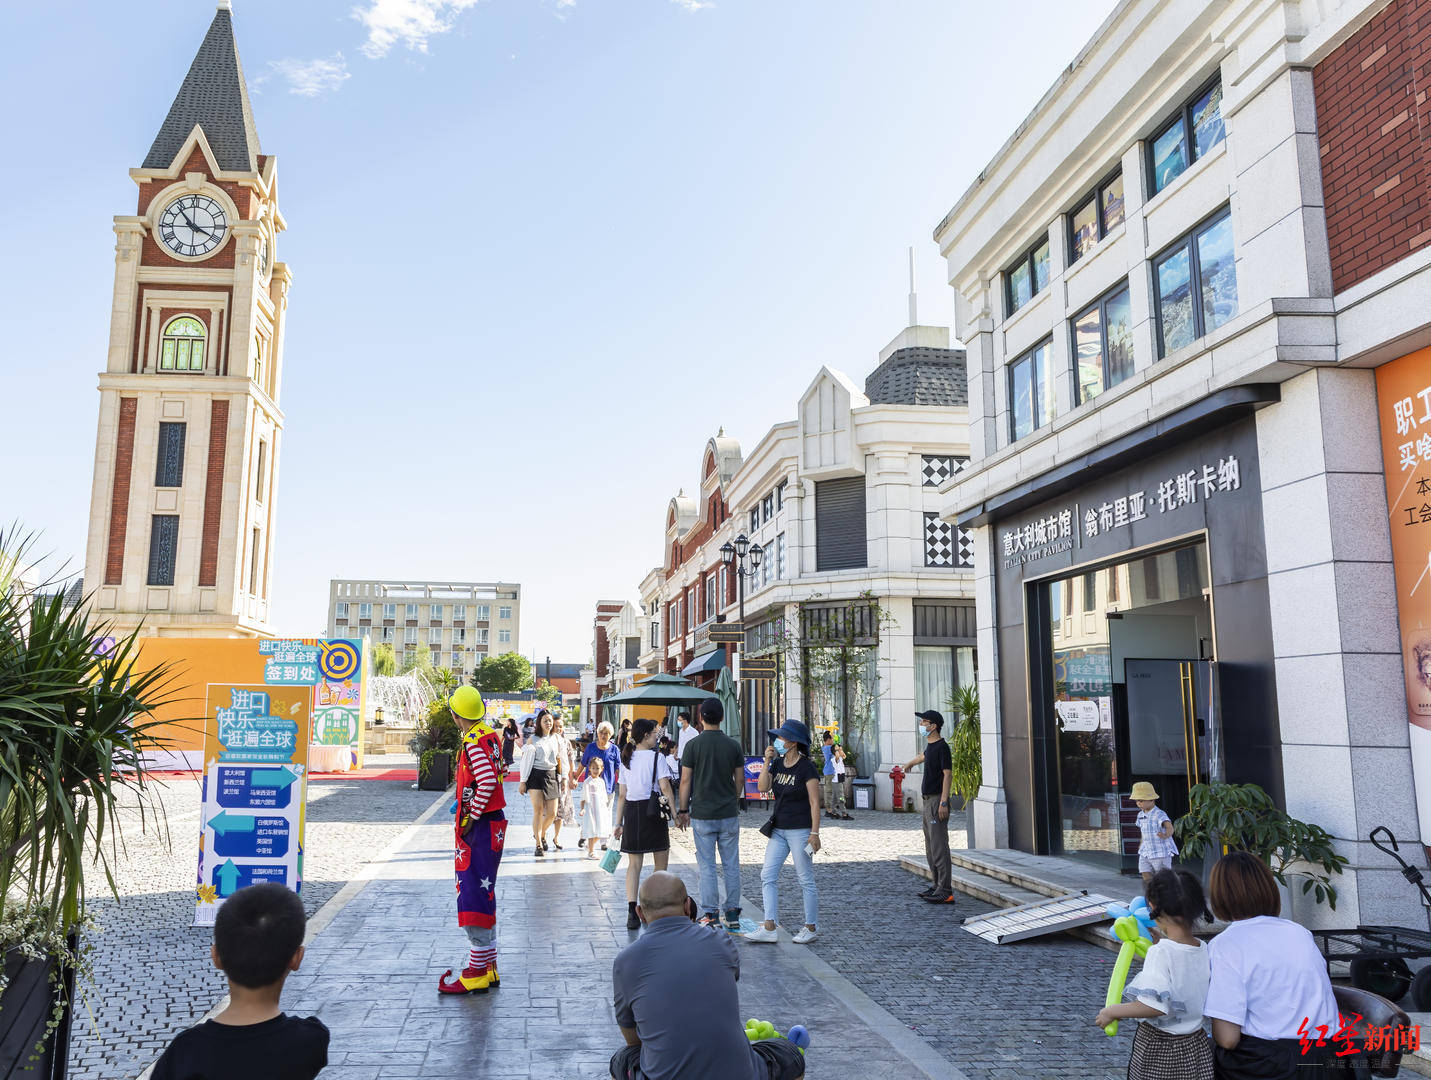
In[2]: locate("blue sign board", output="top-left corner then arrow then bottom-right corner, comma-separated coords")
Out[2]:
209,812 -> 291,858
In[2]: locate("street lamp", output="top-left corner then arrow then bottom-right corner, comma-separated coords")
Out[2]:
720,534 -> 764,746
373,706 -> 384,727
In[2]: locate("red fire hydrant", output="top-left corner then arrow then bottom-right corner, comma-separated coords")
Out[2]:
890,765 -> 905,811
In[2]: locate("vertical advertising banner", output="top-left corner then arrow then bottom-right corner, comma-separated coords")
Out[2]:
1376,346 -> 1431,850
311,637 -> 367,770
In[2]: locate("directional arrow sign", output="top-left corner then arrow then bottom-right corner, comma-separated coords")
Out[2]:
208,810 -> 256,837
251,766 -> 300,790
707,623 -> 744,644
216,860 -> 241,897
741,658 -> 778,679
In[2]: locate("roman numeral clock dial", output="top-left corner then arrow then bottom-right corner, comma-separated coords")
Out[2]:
157,194 -> 227,258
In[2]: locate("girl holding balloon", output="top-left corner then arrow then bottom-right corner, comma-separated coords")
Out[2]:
1094,869 -> 1214,1080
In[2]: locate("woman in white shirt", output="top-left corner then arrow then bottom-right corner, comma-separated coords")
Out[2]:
1203,851 -> 1338,1078
518,710 -> 564,858
611,718 -> 679,930
550,716 -> 578,850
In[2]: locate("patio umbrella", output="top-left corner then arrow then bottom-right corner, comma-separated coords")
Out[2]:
715,665 -> 741,741
594,673 -> 716,709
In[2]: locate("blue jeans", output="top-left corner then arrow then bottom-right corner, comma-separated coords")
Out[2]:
691,816 -> 741,915
761,828 -> 817,928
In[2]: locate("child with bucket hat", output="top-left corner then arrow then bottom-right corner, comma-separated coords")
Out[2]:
1131,781 -> 1177,885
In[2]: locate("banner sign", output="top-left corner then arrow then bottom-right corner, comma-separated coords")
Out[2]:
1377,346 -> 1431,850
190,638 -> 363,925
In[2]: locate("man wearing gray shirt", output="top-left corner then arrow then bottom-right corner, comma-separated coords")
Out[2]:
609,873 -> 804,1080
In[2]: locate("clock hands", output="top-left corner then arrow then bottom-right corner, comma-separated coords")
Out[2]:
178,210 -> 210,239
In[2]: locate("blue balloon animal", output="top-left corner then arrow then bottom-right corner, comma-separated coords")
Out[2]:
1104,895 -> 1156,944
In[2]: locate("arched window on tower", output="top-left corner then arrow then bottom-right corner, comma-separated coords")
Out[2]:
159,316 -> 207,372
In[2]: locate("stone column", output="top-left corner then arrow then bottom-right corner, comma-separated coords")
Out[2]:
970,524 -> 1009,849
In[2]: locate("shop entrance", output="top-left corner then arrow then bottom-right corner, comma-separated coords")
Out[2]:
1043,543 -> 1216,867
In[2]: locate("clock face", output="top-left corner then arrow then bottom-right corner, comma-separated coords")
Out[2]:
157,194 -> 228,258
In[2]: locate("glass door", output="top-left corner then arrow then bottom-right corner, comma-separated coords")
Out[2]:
1124,659 -> 1210,829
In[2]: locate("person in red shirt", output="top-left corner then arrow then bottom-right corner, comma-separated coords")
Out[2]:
438,686 -> 507,994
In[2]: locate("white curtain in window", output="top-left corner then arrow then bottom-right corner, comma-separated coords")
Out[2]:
955,646 -> 976,691
915,646 -> 954,756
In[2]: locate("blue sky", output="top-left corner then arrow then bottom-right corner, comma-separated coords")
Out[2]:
0,0 -> 1113,662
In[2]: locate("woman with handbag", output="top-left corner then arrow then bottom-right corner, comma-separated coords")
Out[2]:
519,710 -> 563,857
612,718 -> 680,930
747,719 -> 822,945
551,715 -> 578,850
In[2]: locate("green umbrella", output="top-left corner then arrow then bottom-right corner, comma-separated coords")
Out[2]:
595,672 -> 716,709
715,665 -> 741,742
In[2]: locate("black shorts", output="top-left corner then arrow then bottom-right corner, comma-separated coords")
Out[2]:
526,767 -> 560,801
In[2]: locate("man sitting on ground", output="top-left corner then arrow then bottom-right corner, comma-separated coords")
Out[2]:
610,872 -> 804,1080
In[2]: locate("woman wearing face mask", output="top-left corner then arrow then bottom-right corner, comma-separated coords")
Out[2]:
747,720 -> 821,945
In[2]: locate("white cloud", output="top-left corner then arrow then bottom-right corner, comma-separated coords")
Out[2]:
352,0 -> 484,59
259,53 -> 352,97
670,0 -> 713,9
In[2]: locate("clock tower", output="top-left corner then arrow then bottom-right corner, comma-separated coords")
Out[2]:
83,1 -> 287,638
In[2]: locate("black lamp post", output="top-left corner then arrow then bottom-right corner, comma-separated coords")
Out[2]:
720,534 -> 764,745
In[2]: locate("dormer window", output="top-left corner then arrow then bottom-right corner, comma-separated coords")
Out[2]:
159,316 -> 206,372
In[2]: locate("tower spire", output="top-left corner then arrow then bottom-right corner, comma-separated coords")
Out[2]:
143,4 -> 260,172
907,246 -> 919,327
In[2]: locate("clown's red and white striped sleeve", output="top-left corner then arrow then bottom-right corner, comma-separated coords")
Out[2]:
463,737 -> 500,818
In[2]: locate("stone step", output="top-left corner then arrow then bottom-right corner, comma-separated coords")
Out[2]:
947,849 -> 1077,900
900,853 -> 1121,954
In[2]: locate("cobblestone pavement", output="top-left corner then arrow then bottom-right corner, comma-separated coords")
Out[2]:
284,783 -> 962,1079
670,804 -> 1135,1080
69,760 -> 438,1080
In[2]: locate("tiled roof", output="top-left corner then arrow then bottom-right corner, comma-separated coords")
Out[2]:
864,347 -> 969,407
143,7 -> 260,173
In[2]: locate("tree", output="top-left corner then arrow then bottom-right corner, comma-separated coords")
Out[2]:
401,647 -> 436,678
472,652 -> 533,693
534,678 -> 561,705
371,641 -> 397,677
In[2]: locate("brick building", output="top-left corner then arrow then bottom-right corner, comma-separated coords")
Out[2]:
83,4 -> 287,637
937,0 -> 1431,929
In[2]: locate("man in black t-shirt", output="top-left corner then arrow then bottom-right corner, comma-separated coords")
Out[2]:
903,710 -> 955,905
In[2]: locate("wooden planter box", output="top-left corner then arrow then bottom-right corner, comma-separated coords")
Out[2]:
419,751 -> 453,791
1,940 -> 76,1079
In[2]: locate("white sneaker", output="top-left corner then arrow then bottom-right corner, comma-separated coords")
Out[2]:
745,925 -> 779,943
791,927 -> 818,945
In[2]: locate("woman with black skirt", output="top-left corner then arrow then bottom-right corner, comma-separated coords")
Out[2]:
518,710 -> 564,857
611,718 -> 679,930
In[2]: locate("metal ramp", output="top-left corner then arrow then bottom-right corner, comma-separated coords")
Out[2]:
961,891 -> 1117,945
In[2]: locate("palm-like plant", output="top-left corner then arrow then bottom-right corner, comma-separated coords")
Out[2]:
946,684 -> 982,806
0,528 -> 176,938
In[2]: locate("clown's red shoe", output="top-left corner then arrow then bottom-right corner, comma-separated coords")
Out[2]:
437,965 -> 496,995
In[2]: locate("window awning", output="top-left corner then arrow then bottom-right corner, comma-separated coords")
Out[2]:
680,647 -> 726,678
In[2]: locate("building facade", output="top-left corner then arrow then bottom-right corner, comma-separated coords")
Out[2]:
938,0 -> 1431,928
327,579 -> 520,680
83,4 -> 288,637
645,322 -> 977,804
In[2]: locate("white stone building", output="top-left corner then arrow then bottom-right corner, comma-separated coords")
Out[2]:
936,0 -> 1431,927
645,319 -> 977,806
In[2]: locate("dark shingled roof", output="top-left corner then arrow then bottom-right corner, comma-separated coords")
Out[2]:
143,7 -> 260,173
864,346 -> 969,407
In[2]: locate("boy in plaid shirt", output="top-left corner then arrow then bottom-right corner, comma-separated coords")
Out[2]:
1130,781 -> 1177,886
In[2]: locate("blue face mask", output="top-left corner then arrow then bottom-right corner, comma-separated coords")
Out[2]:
773,738 -> 788,755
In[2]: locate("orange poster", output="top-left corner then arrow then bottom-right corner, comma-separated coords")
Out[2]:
1376,346 -> 1431,843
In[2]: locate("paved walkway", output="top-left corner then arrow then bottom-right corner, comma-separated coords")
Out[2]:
282,783 -> 968,1079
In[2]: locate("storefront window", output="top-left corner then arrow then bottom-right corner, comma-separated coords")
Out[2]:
914,645 -> 977,757
1044,543 -> 1211,865
804,645 -> 879,778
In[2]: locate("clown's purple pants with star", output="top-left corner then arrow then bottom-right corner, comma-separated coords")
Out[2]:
457,810 -> 505,948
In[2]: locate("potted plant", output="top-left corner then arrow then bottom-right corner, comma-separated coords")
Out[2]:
946,685 -> 982,814
0,530 -> 173,1077
409,701 -> 460,792
1174,781 -> 1349,909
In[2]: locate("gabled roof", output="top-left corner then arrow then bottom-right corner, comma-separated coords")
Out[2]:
143,6 -> 260,173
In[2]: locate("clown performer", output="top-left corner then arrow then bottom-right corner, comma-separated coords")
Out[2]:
438,686 -> 508,995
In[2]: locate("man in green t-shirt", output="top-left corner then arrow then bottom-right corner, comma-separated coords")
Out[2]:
678,698 -> 746,929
